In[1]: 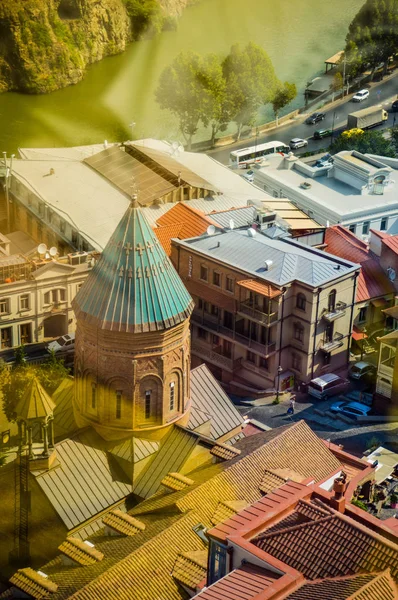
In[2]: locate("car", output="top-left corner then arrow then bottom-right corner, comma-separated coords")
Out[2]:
241,169 -> 254,183
348,361 -> 376,382
46,333 -> 75,354
330,400 -> 372,418
290,138 -> 308,150
315,153 -> 333,167
313,129 -> 332,139
307,373 -> 349,400
391,100 -> 398,112
305,112 -> 325,125
352,89 -> 369,102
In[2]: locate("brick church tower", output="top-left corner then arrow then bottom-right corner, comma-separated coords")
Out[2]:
72,198 -> 194,441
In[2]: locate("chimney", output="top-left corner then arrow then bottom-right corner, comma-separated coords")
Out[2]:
330,471 -> 347,513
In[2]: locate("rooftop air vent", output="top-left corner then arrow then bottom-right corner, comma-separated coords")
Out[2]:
264,259 -> 273,270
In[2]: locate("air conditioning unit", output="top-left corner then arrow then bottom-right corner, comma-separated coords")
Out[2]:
68,251 -> 88,265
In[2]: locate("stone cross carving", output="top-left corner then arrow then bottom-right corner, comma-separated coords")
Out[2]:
124,242 -> 132,256
136,243 -> 145,256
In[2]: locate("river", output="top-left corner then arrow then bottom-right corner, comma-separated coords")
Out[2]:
0,0 -> 364,154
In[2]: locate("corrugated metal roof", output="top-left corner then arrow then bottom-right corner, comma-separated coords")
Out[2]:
179,229 -> 358,287
133,427 -> 198,499
189,364 -> 244,440
209,206 -> 257,229
108,438 -> 159,463
73,203 -> 194,332
53,378 -> 78,439
15,378 -> 55,421
34,430 -> 132,530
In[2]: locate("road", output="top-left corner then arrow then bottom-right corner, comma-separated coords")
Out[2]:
209,75 -> 398,165
0,342 -> 74,368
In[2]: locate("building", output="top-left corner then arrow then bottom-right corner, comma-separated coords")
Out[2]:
253,151 -> 398,239
171,227 -> 360,393
2,420 -> 381,600
374,328 -> 398,413
324,225 -> 395,355
370,229 -> 398,293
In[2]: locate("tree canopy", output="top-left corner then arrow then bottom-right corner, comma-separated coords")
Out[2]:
271,81 -> 297,124
331,129 -> 396,157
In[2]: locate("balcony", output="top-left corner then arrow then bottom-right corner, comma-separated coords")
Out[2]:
237,300 -> 278,326
191,311 -> 277,357
321,302 -> 347,322
191,340 -> 242,372
319,331 -> 344,353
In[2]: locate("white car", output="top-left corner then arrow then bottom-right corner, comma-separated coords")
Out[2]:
290,138 -> 308,150
241,169 -> 254,183
46,333 -> 75,354
352,89 -> 369,102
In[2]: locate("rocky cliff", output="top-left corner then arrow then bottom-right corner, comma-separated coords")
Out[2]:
0,0 -> 188,94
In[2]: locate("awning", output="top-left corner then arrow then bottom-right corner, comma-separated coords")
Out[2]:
371,298 -> 389,308
383,305 -> 398,318
325,50 -> 344,65
237,279 -> 282,299
352,327 -> 368,341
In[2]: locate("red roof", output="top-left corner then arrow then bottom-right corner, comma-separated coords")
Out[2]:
381,234 -> 398,254
156,202 -> 220,239
195,564 -> 281,599
153,222 -> 184,256
285,570 -> 398,599
324,226 -> 394,302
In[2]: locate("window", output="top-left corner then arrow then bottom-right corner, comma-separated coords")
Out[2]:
362,221 -> 370,235
198,298 -> 203,310
145,390 -> 151,419
44,289 -> 66,305
212,335 -> 220,345
223,340 -> 232,358
20,294 -> 29,310
292,353 -> 301,372
381,217 -> 388,231
259,356 -> 268,369
72,230 -> 79,246
294,323 -> 304,343
213,271 -> 221,287
358,306 -> 367,323
60,220 -> 66,234
200,265 -> 208,281
348,224 -> 356,233
247,351 -> 256,364
91,383 -> 96,409
211,304 -> 219,317
38,202 -> 45,217
1,327 -> 12,349
223,311 -> 233,329
209,541 -> 227,585
76,283 -> 83,293
37,222 -> 42,239
328,290 -> 336,312
20,324 -> 31,345
325,322 -> 334,342
203,301 -> 209,313
296,293 -> 306,311
0,299 -> 9,314
169,382 -> 175,411
27,214 -> 33,235
323,351 -> 331,366
226,277 -> 234,293
115,391 -> 122,419
198,327 -> 207,340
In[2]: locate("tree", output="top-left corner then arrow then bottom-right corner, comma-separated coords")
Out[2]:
271,82 -> 297,126
330,129 -> 396,157
331,72 -> 343,101
196,53 -> 230,147
155,51 -> 218,150
223,42 -> 279,140
390,125 -> 398,154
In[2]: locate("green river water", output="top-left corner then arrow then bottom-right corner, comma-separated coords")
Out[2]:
0,0 -> 364,154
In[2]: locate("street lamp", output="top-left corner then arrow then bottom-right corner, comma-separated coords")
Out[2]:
331,111 -> 338,145
276,365 -> 283,402
129,121 -> 136,141
360,327 -> 367,361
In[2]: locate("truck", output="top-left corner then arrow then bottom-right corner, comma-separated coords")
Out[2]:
346,106 -> 388,130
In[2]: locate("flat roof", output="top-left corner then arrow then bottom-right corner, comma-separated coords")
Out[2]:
176,229 -> 358,287
325,50 -> 344,65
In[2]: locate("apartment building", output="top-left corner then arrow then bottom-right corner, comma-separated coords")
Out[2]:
0,241 -> 93,350
172,228 -> 360,394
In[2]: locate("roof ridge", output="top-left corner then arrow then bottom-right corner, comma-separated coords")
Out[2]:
258,514 -> 337,540
348,568 -> 394,599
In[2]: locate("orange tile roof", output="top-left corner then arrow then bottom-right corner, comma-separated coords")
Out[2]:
58,538 -> 103,566
171,550 -> 207,590
153,223 -> 184,256
195,564 -> 281,599
102,511 -> 146,536
156,202 -> 221,239
161,472 -> 194,491
324,226 -> 394,302
237,279 -> 282,298
381,234 -> 398,254
9,568 -> 58,598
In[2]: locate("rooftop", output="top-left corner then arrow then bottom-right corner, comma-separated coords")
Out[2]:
176,228 -> 358,287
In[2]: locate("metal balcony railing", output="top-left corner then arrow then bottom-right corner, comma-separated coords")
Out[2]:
319,332 -> 344,352
191,340 -> 242,372
237,300 -> 278,326
321,302 -> 347,322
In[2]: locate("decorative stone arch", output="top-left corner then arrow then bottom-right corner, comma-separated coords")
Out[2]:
136,374 -> 163,426
104,375 -> 132,425
81,369 -> 98,418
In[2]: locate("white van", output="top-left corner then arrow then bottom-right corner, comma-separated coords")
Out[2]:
307,373 -> 349,400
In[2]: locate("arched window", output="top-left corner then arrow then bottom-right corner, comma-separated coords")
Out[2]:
296,293 -> 306,311
169,382 -> 175,411
115,391 -> 122,419
145,390 -> 151,419
91,383 -> 96,409
328,289 -> 336,312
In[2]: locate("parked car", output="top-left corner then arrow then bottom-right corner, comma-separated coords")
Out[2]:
352,89 -> 370,102
313,129 -> 333,139
329,400 -> 372,418
46,333 -> 75,354
290,138 -> 308,150
348,361 -> 376,382
305,112 -> 325,125
307,373 -> 349,400
241,169 -> 254,183
315,153 -> 333,167
391,100 -> 398,112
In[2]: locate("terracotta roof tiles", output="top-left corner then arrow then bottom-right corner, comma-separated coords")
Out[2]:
286,570 -> 397,599
153,222 -> 184,256
195,564 -> 281,599
211,500 -> 248,526
171,550 -> 207,590
381,234 -> 398,254
210,443 -> 241,460
237,279 -> 283,298
102,511 -> 146,536
161,472 -> 195,491
58,538 -> 104,566
9,568 -> 58,598
156,202 -> 221,239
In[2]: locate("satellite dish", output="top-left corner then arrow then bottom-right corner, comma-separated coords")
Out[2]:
207,225 -> 216,236
38,243 -> 47,255
248,228 -> 257,237
229,219 -> 234,230
49,247 -> 58,257
388,267 -> 396,281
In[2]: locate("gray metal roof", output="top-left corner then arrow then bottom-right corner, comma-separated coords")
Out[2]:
189,364 -> 244,439
207,206 -> 257,229
133,427 -> 198,499
34,430 -> 132,530
178,229 -> 359,287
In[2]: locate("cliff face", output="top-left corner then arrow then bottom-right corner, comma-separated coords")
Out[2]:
0,0 -> 188,94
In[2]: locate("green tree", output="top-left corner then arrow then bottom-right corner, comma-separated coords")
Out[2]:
223,42 -> 279,140
123,0 -> 163,38
271,82 -> 297,126
331,72 -> 343,101
330,129 -> 396,157
199,54 -> 231,147
390,125 -> 398,154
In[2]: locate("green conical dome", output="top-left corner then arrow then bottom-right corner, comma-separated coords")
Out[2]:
73,201 -> 194,332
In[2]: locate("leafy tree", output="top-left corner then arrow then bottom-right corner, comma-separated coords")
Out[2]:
331,72 -> 343,101
390,125 -> 398,154
330,129 -> 396,157
223,42 -> 279,140
123,0 -> 163,38
271,82 -> 297,125
198,54 -> 231,147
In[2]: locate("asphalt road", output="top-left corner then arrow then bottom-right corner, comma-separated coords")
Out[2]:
209,75 -> 398,165
0,342 -> 74,366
